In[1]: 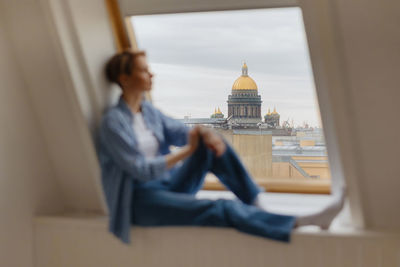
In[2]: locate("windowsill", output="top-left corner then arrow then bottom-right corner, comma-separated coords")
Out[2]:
34,211 -> 397,239
33,192 -> 399,267
35,190 -> 360,237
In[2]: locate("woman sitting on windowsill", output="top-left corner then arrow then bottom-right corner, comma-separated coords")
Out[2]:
97,50 -> 346,244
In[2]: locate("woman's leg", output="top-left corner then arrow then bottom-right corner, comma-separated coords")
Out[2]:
166,138 -> 213,194
209,143 -> 263,205
132,189 -> 296,242
167,138 -> 263,204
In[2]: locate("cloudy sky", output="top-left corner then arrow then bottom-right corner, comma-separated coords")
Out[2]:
130,7 -> 322,127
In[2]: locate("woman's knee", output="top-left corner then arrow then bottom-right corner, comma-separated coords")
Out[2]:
193,138 -> 214,160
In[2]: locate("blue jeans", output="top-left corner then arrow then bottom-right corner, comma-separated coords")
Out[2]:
131,139 -> 296,242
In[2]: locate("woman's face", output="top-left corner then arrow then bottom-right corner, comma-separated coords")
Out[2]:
121,55 -> 153,93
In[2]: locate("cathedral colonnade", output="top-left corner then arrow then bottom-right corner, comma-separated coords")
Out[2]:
228,105 -> 261,118
228,104 -> 262,118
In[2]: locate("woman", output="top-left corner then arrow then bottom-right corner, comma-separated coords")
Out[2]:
98,50 -> 345,244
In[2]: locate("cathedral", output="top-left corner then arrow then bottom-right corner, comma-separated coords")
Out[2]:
209,62 -> 281,129
227,63 -> 262,127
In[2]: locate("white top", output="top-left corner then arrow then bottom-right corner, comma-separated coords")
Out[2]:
132,112 -> 159,158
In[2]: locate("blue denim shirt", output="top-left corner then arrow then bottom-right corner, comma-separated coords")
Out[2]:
97,96 -> 189,243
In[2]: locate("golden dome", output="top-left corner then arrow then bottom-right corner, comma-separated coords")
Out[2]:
272,107 -> 278,115
266,108 -> 271,116
232,62 -> 258,90
232,76 -> 258,90
217,107 -> 222,114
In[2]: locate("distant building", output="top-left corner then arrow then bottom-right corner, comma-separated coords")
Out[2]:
264,107 -> 280,128
215,128 -> 330,179
210,107 -> 224,118
183,62 -> 289,134
227,63 -> 262,126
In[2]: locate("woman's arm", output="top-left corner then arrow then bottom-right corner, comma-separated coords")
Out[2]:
165,126 -> 200,168
101,113 -> 200,179
156,109 -> 190,147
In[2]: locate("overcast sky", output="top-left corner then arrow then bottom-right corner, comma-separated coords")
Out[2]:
130,7 -> 322,127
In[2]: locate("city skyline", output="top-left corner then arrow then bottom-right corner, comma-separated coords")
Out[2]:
131,7 -> 323,127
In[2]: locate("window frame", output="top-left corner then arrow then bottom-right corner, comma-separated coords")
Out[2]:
104,0 -> 347,197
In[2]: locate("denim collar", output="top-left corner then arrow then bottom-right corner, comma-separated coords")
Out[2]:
117,95 -> 149,122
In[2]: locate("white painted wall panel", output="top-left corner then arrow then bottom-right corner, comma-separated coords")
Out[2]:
0,0 -> 108,212
331,0 -> 400,228
0,2 -> 64,266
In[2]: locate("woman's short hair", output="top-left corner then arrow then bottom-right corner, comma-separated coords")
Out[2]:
105,50 -> 146,87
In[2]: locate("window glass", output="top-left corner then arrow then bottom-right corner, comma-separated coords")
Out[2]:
130,7 -> 331,193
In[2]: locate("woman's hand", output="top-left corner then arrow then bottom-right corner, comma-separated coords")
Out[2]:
165,126 -> 225,169
165,126 -> 200,169
197,126 -> 226,157
187,126 -> 201,153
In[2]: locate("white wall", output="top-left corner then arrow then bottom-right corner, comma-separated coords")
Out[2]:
0,0 -> 115,264
0,5 -> 63,267
332,0 -> 400,230
0,0 -> 106,213
44,0 -> 120,132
